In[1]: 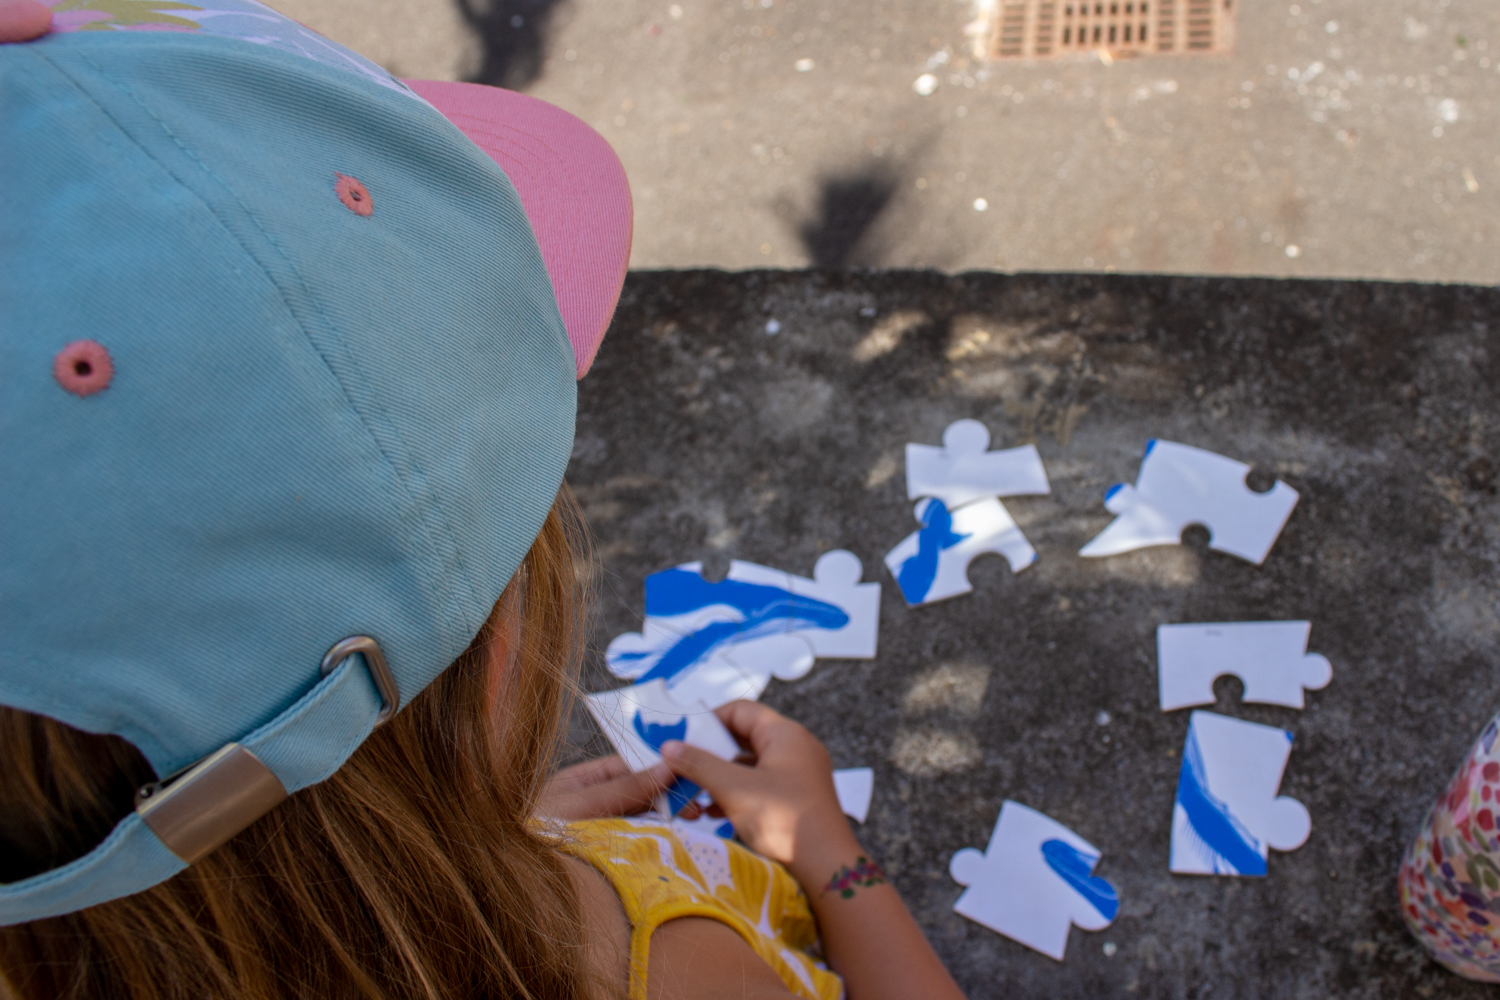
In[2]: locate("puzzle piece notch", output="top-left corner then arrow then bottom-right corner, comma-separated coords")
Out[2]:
906,419 -> 1051,510
885,496 -> 1037,606
1170,711 -> 1311,877
583,680 -> 740,815
832,767 -> 875,823
1158,621 -> 1333,711
949,800 -> 1118,961
1079,440 -> 1299,565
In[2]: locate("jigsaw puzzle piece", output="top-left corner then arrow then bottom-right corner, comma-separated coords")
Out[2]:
1078,440 -> 1299,565
949,800 -> 1119,961
906,419 -> 1051,510
584,680 -> 740,815
699,632 -> 815,706
1158,621 -> 1332,711
779,550 -> 881,659
833,767 -> 875,823
885,497 -> 1036,606
606,561 -> 804,684
1170,711 -> 1311,876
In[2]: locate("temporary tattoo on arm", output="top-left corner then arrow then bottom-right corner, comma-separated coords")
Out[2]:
822,856 -> 887,899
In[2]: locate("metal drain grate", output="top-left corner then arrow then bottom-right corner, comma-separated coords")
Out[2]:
985,0 -> 1235,60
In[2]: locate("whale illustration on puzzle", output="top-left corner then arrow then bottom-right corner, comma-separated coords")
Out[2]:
606,551 -> 880,708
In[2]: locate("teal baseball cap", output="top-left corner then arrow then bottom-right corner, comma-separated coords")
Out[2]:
0,0 -> 631,923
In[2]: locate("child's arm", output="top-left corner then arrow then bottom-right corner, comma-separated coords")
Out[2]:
661,702 -> 968,1000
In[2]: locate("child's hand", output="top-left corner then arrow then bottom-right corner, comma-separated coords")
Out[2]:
661,701 -> 858,884
536,755 -> 674,821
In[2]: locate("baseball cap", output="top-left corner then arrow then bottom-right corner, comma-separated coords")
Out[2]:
0,0 -> 631,924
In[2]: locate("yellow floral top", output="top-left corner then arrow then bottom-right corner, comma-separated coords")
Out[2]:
561,817 -> 843,1000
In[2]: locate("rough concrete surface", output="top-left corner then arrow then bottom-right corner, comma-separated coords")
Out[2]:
277,0 -> 1500,281
566,269 -> 1500,998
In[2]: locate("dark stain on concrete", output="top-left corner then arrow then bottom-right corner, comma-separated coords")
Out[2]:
566,269 -> 1500,999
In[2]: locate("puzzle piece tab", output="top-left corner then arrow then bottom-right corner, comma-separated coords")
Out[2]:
885,497 -> 1036,606
1171,711 -> 1311,876
1158,621 -> 1332,711
584,680 -> 740,815
1078,440 -> 1299,565
605,553 -> 881,708
950,801 -> 1119,961
833,767 -> 875,823
906,419 -> 1051,510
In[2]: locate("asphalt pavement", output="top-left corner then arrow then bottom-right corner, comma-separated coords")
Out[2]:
567,268 -> 1500,999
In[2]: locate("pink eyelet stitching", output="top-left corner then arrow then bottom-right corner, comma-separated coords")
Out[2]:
334,173 -> 373,216
53,340 -> 113,397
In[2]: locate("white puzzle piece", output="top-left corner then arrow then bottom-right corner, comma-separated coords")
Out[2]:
776,551 -> 882,660
584,680 -> 741,815
949,801 -> 1119,961
605,553 -> 880,707
1078,440 -> 1299,565
833,767 -> 875,823
1158,621 -> 1333,711
906,419 -> 1051,510
885,496 -> 1036,606
1170,711 -> 1311,877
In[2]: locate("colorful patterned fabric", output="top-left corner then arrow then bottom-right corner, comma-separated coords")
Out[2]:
44,0 -> 415,96
1399,713 -> 1500,982
562,817 -> 843,1000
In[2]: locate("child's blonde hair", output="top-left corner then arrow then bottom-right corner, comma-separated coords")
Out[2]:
0,490 -> 604,1000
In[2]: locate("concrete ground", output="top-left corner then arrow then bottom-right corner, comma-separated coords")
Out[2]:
566,270 -> 1500,999
277,0 -> 1500,281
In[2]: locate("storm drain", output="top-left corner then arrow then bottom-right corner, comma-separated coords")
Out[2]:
985,0 -> 1235,60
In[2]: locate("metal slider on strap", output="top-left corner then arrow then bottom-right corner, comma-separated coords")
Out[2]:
134,635 -> 399,865
134,743 -> 287,864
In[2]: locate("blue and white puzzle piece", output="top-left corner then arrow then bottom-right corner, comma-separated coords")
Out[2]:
584,680 -> 740,816
885,497 -> 1036,606
605,552 -> 880,708
1079,440 -> 1299,565
670,766 -> 875,841
1171,711 -> 1311,877
1158,621 -> 1332,711
887,420 -> 1047,606
950,801 -> 1118,961
906,419 -> 1050,510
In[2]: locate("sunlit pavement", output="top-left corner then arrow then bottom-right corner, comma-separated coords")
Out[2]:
280,0 -> 1500,280
569,269 -> 1500,998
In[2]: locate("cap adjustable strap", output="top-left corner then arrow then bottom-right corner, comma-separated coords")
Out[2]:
135,744 -> 288,864
0,638 -> 397,926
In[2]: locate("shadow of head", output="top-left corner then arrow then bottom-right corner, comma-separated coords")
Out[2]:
797,169 -> 899,269
454,0 -> 566,90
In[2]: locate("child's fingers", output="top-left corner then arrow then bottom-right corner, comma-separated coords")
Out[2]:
660,740 -> 745,796
715,700 -> 812,759
572,761 -> 675,817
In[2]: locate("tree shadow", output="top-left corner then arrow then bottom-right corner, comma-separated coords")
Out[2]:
796,168 -> 899,269
453,0 -> 567,90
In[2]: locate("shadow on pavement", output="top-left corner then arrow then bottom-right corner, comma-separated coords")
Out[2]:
453,0 -> 566,90
797,168 -> 899,268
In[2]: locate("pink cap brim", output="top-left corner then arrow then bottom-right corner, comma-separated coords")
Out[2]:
406,80 -> 632,379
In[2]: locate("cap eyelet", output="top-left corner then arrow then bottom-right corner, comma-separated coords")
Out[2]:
334,173 -> 373,216
53,340 -> 113,396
